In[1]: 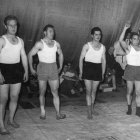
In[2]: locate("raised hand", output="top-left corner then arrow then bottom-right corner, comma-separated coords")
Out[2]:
124,23 -> 131,29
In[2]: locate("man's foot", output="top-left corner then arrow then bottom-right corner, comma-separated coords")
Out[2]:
92,111 -> 99,116
126,108 -> 132,115
136,107 -> 140,117
0,128 -> 10,135
7,120 -> 20,128
40,115 -> 46,120
112,89 -> 119,92
87,114 -> 93,120
56,114 -> 66,120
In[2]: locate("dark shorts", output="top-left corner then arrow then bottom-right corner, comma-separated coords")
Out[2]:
124,65 -> 140,81
82,61 -> 102,81
0,63 -> 23,84
37,62 -> 59,81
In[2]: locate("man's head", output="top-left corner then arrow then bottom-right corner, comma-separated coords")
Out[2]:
91,27 -> 102,42
108,47 -> 114,55
130,32 -> 140,46
43,24 -> 55,40
4,15 -> 18,35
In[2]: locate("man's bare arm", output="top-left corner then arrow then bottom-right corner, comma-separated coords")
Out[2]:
28,41 -> 42,75
79,44 -> 88,78
57,42 -> 64,72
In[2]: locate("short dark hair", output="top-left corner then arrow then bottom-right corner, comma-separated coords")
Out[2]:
130,32 -> 139,39
43,24 -> 54,32
4,15 -> 18,25
124,28 -> 131,41
91,27 -> 102,36
43,24 -> 56,39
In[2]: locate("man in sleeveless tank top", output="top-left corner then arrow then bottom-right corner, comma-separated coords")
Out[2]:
119,23 -> 140,117
113,28 -> 131,86
28,24 -> 66,120
79,27 -> 106,119
0,15 -> 28,135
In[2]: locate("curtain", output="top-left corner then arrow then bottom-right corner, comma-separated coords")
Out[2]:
0,0 -> 140,67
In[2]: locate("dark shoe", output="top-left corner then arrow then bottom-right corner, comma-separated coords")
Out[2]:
87,114 -> 93,120
40,115 -> 46,120
136,107 -> 140,117
87,105 -> 92,119
0,128 -> 10,135
92,111 -> 99,116
126,109 -> 132,115
7,120 -> 20,128
56,114 -> 66,120
112,89 -> 119,92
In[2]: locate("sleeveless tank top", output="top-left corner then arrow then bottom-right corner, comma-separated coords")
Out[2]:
37,40 -> 57,63
126,45 -> 140,66
0,35 -> 22,64
85,42 -> 104,63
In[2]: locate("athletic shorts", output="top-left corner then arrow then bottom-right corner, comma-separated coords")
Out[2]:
82,61 -> 102,81
37,62 -> 59,81
124,65 -> 140,81
0,63 -> 23,84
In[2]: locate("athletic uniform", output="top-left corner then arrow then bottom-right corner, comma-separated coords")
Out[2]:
82,42 -> 104,81
0,35 -> 23,84
124,45 -> 140,81
37,40 -> 58,81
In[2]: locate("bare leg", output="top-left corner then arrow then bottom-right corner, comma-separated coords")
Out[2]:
84,80 -> 92,119
126,81 -> 134,115
8,83 -> 21,128
0,84 -> 9,133
49,80 -> 66,119
91,81 -> 100,115
112,75 -> 117,90
135,81 -> 140,116
39,80 -> 47,118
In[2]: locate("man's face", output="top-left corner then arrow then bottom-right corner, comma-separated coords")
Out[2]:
45,27 -> 54,40
108,47 -> 114,55
6,20 -> 17,35
92,31 -> 101,42
131,35 -> 140,46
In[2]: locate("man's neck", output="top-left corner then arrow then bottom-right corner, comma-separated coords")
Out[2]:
44,37 -> 53,43
6,33 -> 16,38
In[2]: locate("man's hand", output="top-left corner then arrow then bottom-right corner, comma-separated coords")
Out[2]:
58,68 -> 62,74
79,73 -> 82,80
31,69 -> 37,77
124,23 -> 131,30
0,72 -> 5,84
23,72 -> 28,82
102,73 -> 105,81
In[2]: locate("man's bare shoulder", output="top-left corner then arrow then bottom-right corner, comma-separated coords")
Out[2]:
0,36 -> 5,46
83,43 -> 89,49
35,41 -> 43,48
55,40 -> 60,48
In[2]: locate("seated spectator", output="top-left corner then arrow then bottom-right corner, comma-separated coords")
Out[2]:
60,63 -> 84,96
106,47 -> 117,91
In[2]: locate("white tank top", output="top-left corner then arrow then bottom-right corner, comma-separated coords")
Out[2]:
38,40 -> 57,63
0,35 -> 22,64
126,45 -> 140,66
85,42 -> 104,63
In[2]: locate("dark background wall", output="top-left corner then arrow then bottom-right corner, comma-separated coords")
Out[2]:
0,0 -> 140,66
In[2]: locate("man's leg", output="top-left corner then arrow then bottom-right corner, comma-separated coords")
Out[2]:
91,81 -> 100,115
8,83 -> 21,128
126,81 -> 134,115
135,81 -> 140,117
48,80 -> 66,119
39,80 -> 47,118
112,75 -> 117,90
84,80 -> 92,119
0,84 -> 9,133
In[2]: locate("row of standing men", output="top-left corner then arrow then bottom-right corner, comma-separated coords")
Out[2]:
0,15 -> 140,135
